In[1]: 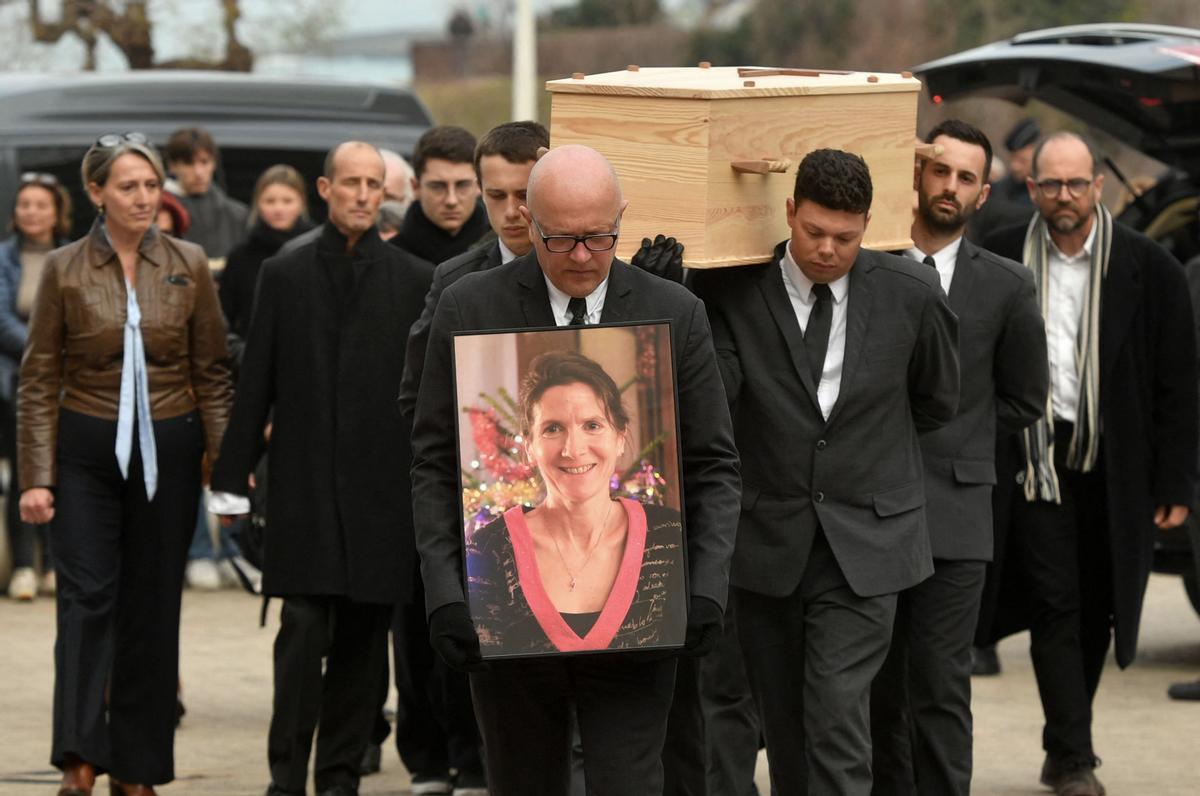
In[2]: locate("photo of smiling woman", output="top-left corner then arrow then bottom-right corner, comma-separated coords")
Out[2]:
457,324 -> 687,658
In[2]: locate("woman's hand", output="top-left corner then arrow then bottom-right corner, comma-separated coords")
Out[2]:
19,487 -> 55,524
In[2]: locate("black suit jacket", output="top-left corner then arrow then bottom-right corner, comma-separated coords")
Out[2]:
211,224 -> 433,604
398,240 -> 504,424
691,243 -> 960,599
915,238 -> 1047,561
979,220 -> 1198,666
410,253 -> 742,616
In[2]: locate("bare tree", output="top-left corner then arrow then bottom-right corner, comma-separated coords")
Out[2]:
27,0 -> 252,70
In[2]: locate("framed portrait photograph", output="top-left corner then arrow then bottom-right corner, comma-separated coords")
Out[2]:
452,321 -> 687,660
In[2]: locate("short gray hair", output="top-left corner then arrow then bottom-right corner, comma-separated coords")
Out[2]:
378,200 -> 407,232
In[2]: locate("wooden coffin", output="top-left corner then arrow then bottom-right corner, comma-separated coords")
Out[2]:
546,65 -> 922,269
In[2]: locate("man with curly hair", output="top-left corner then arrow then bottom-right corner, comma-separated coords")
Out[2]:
690,148 -> 960,795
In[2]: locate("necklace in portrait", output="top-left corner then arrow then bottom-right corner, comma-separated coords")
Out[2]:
551,498 -> 615,591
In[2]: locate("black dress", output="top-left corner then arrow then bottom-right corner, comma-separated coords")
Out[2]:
466,499 -> 687,658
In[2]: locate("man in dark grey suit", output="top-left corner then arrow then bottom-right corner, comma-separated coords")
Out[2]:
870,119 -> 1048,796
409,144 -> 740,795
691,149 -> 960,795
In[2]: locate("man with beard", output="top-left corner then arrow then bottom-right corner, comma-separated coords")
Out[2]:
978,132 -> 1197,796
967,118 -> 1040,244
870,119 -> 1048,796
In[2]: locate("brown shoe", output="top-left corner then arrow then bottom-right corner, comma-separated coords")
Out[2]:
58,757 -> 96,796
109,780 -> 157,796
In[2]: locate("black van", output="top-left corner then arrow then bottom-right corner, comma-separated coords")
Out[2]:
0,71 -> 434,239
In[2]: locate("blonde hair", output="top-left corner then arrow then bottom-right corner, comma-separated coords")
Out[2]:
251,164 -> 308,223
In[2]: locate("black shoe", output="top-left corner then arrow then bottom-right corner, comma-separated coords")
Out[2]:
316,786 -> 357,796
1040,755 -> 1106,796
359,742 -> 381,775
1167,678 -> 1200,700
971,644 -> 1001,676
264,785 -> 304,796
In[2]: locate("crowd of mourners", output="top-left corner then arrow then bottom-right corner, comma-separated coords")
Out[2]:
2,113 -> 1199,796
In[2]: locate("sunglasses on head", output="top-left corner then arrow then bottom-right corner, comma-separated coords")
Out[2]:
20,171 -> 59,188
95,131 -> 149,148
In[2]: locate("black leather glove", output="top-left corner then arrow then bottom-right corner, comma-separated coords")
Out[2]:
428,601 -> 485,672
682,595 -> 724,658
631,233 -> 685,284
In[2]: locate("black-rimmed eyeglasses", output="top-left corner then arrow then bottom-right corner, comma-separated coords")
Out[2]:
1035,177 -> 1094,199
20,172 -> 58,188
95,131 -> 149,148
531,215 -> 620,253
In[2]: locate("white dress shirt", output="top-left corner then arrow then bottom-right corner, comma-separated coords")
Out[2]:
781,243 -> 849,420
1046,224 -> 1097,423
498,240 -> 519,264
906,235 -> 962,296
545,273 -> 610,326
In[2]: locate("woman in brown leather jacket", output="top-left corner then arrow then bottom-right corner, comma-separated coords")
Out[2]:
16,133 -> 233,796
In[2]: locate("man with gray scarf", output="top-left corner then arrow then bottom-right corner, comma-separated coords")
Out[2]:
978,131 -> 1197,796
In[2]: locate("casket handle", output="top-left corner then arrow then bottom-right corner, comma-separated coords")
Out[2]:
914,142 -> 944,160
730,159 -> 793,175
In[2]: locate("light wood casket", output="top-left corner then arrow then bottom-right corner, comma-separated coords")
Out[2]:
546,66 -> 922,269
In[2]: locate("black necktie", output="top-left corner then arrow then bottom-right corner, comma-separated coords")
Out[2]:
923,254 -> 937,269
568,297 -> 588,326
806,283 -> 833,387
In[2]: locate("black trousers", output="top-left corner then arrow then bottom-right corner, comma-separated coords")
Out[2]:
390,577 -> 483,777
3,395 -> 50,571
737,529 -> 898,796
698,593 -> 761,796
663,657 -> 706,796
268,595 -> 391,792
50,408 -> 202,784
470,653 -> 677,795
870,558 -> 987,795
1011,424 -> 1112,762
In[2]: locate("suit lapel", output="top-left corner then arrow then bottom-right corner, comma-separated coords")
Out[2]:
513,252 -> 557,327
824,251 -> 873,427
757,250 -> 822,413
485,241 -> 503,270
599,260 -> 635,324
948,238 -> 979,316
1098,229 -> 1140,385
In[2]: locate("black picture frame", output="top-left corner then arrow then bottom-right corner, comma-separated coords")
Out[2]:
450,321 -> 688,659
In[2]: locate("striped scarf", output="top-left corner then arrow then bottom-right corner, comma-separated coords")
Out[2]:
1019,202 -> 1113,503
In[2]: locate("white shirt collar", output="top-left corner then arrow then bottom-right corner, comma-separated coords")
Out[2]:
907,235 -> 962,270
544,272 -> 610,326
781,241 -> 850,304
498,240 -> 519,264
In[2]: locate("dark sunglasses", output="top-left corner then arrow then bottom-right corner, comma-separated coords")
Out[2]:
20,171 -> 58,188
95,131 -> 149,148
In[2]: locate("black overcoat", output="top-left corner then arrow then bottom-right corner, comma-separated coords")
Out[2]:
211,223 -> 434,604
977,220 -> 1198,666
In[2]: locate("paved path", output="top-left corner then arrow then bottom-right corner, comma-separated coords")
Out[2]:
1,574 -> 1197,794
